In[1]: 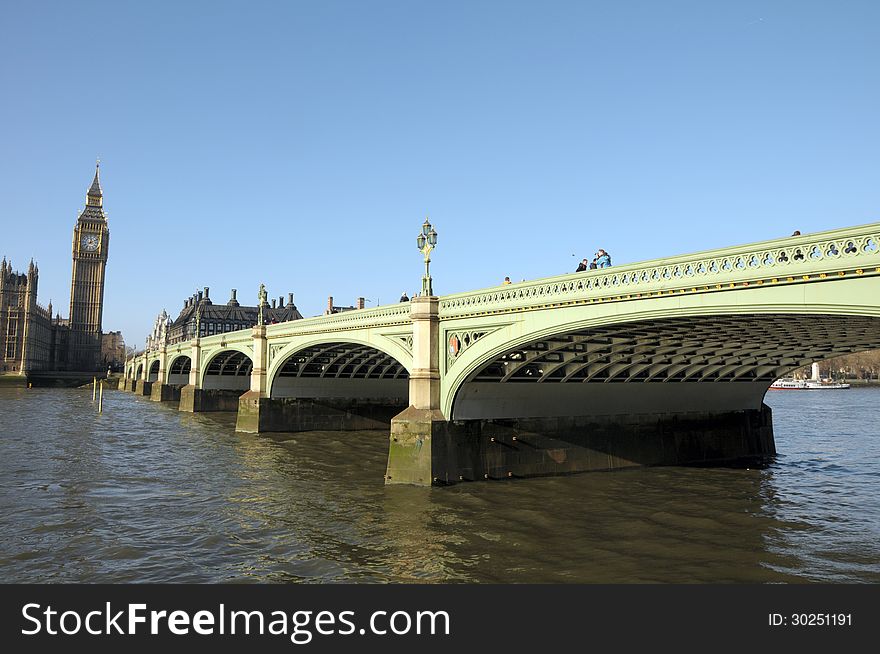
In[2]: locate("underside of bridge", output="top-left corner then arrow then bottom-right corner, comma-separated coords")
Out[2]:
167,355 -> 191,385
452,313 -> 880,419
204,351 -> 252,390
388,313 -> 880,486
271,342 -> 408,399
237,342 -> 409,433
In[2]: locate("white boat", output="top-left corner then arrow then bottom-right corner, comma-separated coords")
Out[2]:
769,378 -> 850,390
769,363 -> 850,390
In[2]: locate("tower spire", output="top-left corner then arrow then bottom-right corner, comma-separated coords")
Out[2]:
86,159 -> 103,206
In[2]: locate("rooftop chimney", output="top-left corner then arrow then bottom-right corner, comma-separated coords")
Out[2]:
228,288 -> 239,307
271,299 -> 277,309
288,293 -> 294,306
198,290 -> 203,302
356,297 -> 365,310
327,296 -> 334,311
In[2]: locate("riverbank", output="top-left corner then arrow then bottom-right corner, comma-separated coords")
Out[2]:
0,372 -> 119,388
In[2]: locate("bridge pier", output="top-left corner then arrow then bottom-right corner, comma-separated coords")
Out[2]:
235,395 -> 405,433
386,296 -> 447,484
150,382 -> 183,402
387,405 -> 775,485
134,379 -> 153,396
179,386 -> 242,412
385,407 -> 448,485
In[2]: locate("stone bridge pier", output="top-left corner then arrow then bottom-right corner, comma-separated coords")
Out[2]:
385,296 -> 448,484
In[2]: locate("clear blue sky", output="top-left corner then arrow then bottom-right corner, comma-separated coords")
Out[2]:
2,0 -> 878,348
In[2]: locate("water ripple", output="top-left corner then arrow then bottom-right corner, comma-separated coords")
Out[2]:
0,386 -> 878,582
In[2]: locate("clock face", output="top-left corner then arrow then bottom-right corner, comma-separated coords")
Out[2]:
81,234 -> 99,252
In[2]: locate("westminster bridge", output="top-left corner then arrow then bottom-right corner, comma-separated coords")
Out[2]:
123,223 -> 880,485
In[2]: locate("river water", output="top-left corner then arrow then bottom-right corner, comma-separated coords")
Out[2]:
0,386 -> 878,583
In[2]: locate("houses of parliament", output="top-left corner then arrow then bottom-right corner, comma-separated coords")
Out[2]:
0,164 -> 119,381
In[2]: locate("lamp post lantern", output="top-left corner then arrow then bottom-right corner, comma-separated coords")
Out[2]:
416,217 -> 438,296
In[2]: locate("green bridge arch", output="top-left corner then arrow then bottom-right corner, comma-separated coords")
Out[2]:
266,334 -> 412,400
440,278 -> 880,418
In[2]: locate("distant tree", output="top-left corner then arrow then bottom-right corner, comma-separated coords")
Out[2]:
793,349 -> 880,380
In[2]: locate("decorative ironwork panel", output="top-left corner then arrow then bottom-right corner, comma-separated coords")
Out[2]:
439,225 -> 880,317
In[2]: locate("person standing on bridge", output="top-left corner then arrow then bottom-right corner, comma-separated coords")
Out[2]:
400,291 -> 409,302
575,258 -> 589,272
596,249 -> 612,268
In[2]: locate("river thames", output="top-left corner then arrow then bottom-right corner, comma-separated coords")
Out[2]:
1,386 -> 877,583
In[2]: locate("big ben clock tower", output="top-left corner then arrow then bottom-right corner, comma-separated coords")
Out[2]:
69,162 -> 110,371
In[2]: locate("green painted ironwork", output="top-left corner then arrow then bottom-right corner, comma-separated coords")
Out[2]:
125,221 -> 880,414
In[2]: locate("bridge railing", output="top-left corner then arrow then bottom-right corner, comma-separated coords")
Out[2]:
438,222 -> 880,317
140,222 -> 879,346
263,302 -> 413,338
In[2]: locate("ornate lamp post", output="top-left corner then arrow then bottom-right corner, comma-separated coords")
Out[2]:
416,217 -> 438,296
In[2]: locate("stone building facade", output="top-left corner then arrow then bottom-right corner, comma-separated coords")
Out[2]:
0,260 -> 54,374
163,287 -> 303,345
0,164 -> 116,378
